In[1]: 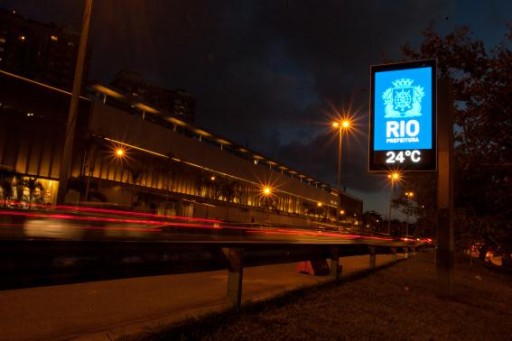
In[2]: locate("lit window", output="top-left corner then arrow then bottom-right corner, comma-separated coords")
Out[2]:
50,35 -> 58,42
19,35 -> 26,41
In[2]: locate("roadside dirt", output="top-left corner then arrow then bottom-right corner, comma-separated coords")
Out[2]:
139,250 -> 512,340
135,251 -> 512,340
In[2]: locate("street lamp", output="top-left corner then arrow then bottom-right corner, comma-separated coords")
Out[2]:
332,118 -> 351,224
404,191 -> 414,239
387,171 -> 400,235
262,185 -> 273,225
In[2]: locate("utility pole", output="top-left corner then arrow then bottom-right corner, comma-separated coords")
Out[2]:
436,78 -> 454,297
56,0 -> 93,204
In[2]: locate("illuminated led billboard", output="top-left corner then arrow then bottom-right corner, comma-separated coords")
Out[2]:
369,60 -> 437,171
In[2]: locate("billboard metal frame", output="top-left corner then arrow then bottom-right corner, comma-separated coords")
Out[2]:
369,59 -> 437,172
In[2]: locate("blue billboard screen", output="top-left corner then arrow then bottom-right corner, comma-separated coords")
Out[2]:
369,60 -> 436,171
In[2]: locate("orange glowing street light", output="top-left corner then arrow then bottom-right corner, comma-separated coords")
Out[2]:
388,171 -> 400,182
332,119 -> 351,130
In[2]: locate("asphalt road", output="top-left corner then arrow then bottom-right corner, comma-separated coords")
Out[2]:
0,208 -> 404,247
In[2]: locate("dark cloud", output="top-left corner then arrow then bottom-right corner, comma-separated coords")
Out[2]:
4,0 -> 511,213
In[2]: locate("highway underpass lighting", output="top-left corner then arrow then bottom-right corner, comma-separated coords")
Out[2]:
115,147 -> 126,158
109,145 -> 130,163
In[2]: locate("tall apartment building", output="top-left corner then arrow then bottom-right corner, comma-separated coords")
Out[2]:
110,70 -> 196,123
0,7 -> 89,91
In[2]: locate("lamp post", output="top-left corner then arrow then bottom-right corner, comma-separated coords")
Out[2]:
387,172 -> 400,235
317,201 -> 323,221
262,185 -> 272,225
332,119 -> 351,225
404,191 -> 414,239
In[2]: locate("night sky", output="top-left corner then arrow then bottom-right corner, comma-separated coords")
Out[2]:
3,0 -> 511,215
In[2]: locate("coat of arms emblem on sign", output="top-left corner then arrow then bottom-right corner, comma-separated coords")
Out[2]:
382,78 -> 424,118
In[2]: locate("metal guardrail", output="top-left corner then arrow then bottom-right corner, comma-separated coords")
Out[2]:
0,237 -> 419,310
0,207 -> 423,309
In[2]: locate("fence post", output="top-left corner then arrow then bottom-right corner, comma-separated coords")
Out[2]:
330,246 -> 341,281
368,246 -> 376,269
225,248 -> 244,311
391,247 -> 397,262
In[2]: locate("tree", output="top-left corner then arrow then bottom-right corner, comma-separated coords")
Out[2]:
25,177 -> 44,206
67,176 -> 107,202
0,167 -> 16,207
362,210 -> 383,235
401,24 -> 512,255
124,165 -> 144,185
132,191 -> 160,212
196,171 -> 216,199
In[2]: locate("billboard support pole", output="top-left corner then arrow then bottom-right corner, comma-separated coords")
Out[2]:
436,78 -> 454,297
